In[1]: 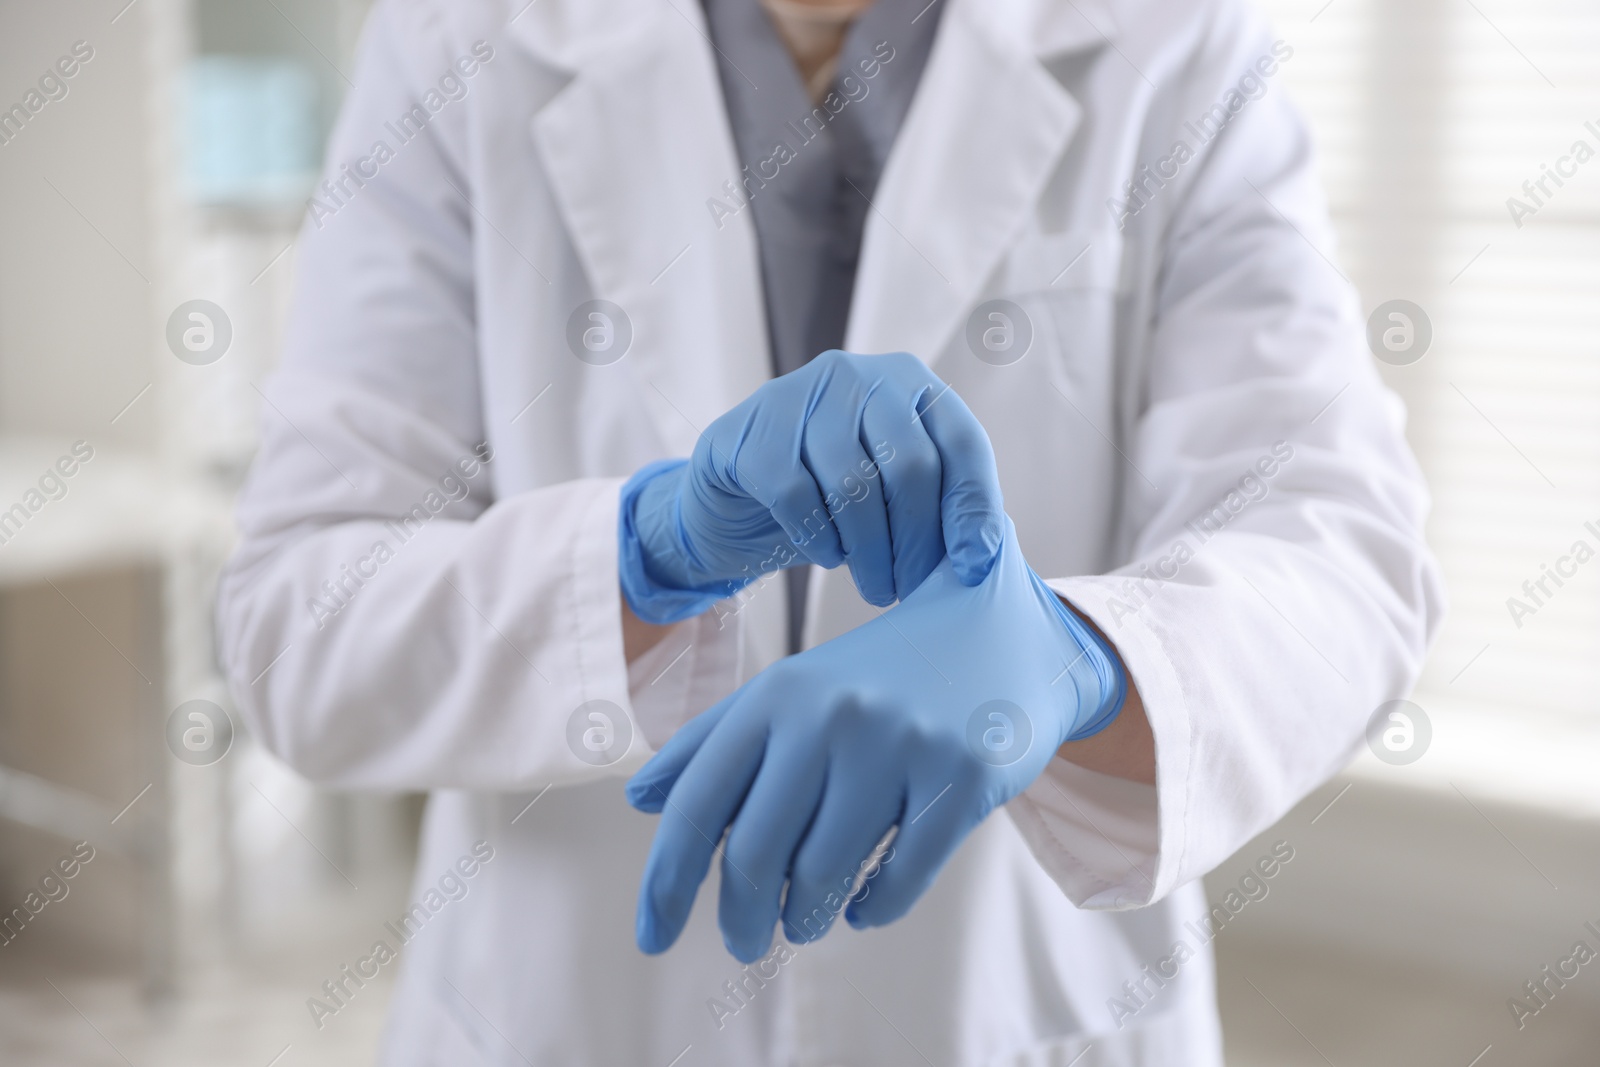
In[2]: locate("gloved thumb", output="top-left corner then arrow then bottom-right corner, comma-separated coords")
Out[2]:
624,696 -> 732,813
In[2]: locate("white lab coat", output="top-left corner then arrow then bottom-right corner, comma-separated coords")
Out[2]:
217,0 -> 1442,1062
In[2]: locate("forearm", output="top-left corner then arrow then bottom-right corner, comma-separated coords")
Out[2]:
221,475 -> 636,789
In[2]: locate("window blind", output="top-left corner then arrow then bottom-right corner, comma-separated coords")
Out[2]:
1260,0 -> 1600,732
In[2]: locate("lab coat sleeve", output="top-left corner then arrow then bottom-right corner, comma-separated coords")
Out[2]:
1006,4 -> 1444,908
216,0 -> 643,790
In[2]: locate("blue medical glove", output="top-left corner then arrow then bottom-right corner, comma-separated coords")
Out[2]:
619,350 -> 1005,624
624,517 -> 1127,961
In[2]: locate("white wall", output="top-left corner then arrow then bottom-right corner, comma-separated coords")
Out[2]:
0,0 -> 156,450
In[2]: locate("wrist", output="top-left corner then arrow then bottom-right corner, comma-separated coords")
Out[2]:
630,463 -> 693,585
1030,568 -> 1127,743
619,460 -> 749,625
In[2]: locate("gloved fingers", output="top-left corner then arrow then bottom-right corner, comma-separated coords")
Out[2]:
722,371 -> 850,570
779,762 -> 904,946
913,386 -> 1005,586
717,736 -> 829,962
741,445 -> 846,570
695,383 -> 774,484
860,386 -> 946,600
843,777 -> 980,931
800,409 -> 896,606
635,710 -> 768,954
694,396 -> 827,571
625,695 -> 736,813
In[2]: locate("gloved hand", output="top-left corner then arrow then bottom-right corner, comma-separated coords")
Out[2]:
619,350 -> 1005,624
624,516 -> 1127,961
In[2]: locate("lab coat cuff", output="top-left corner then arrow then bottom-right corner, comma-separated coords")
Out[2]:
1005,575 -> 1192,909
567,476 -> 655,780
626,620 -> 700,753
626,590 -> 759,753
1007,759 -> 1160,909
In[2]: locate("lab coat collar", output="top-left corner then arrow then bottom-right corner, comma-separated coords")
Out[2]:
502,0 -> 670,70
508,0 -> 1106,451
516,0 -> 774,455
501,0 -> 1118,71
843,0 -> 1100,364
1006,0 -> 1122,57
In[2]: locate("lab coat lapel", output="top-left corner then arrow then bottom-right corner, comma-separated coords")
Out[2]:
845,0 -> 1110,367
516,0 -> 772,455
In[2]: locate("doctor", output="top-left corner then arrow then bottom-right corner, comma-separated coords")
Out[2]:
219,0 -> 1442,1064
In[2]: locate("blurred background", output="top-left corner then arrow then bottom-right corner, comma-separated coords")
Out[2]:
0,0 -> 1596,1064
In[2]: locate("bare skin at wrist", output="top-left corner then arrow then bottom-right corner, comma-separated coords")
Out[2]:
1054,600 -> 1156,785
623,597 -> 675,663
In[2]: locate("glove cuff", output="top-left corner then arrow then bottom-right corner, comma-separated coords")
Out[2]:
619,459 -> 752,625
1031,568 -> 1128,743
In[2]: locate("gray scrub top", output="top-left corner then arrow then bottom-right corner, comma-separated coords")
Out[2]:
699,0 -> 947,648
